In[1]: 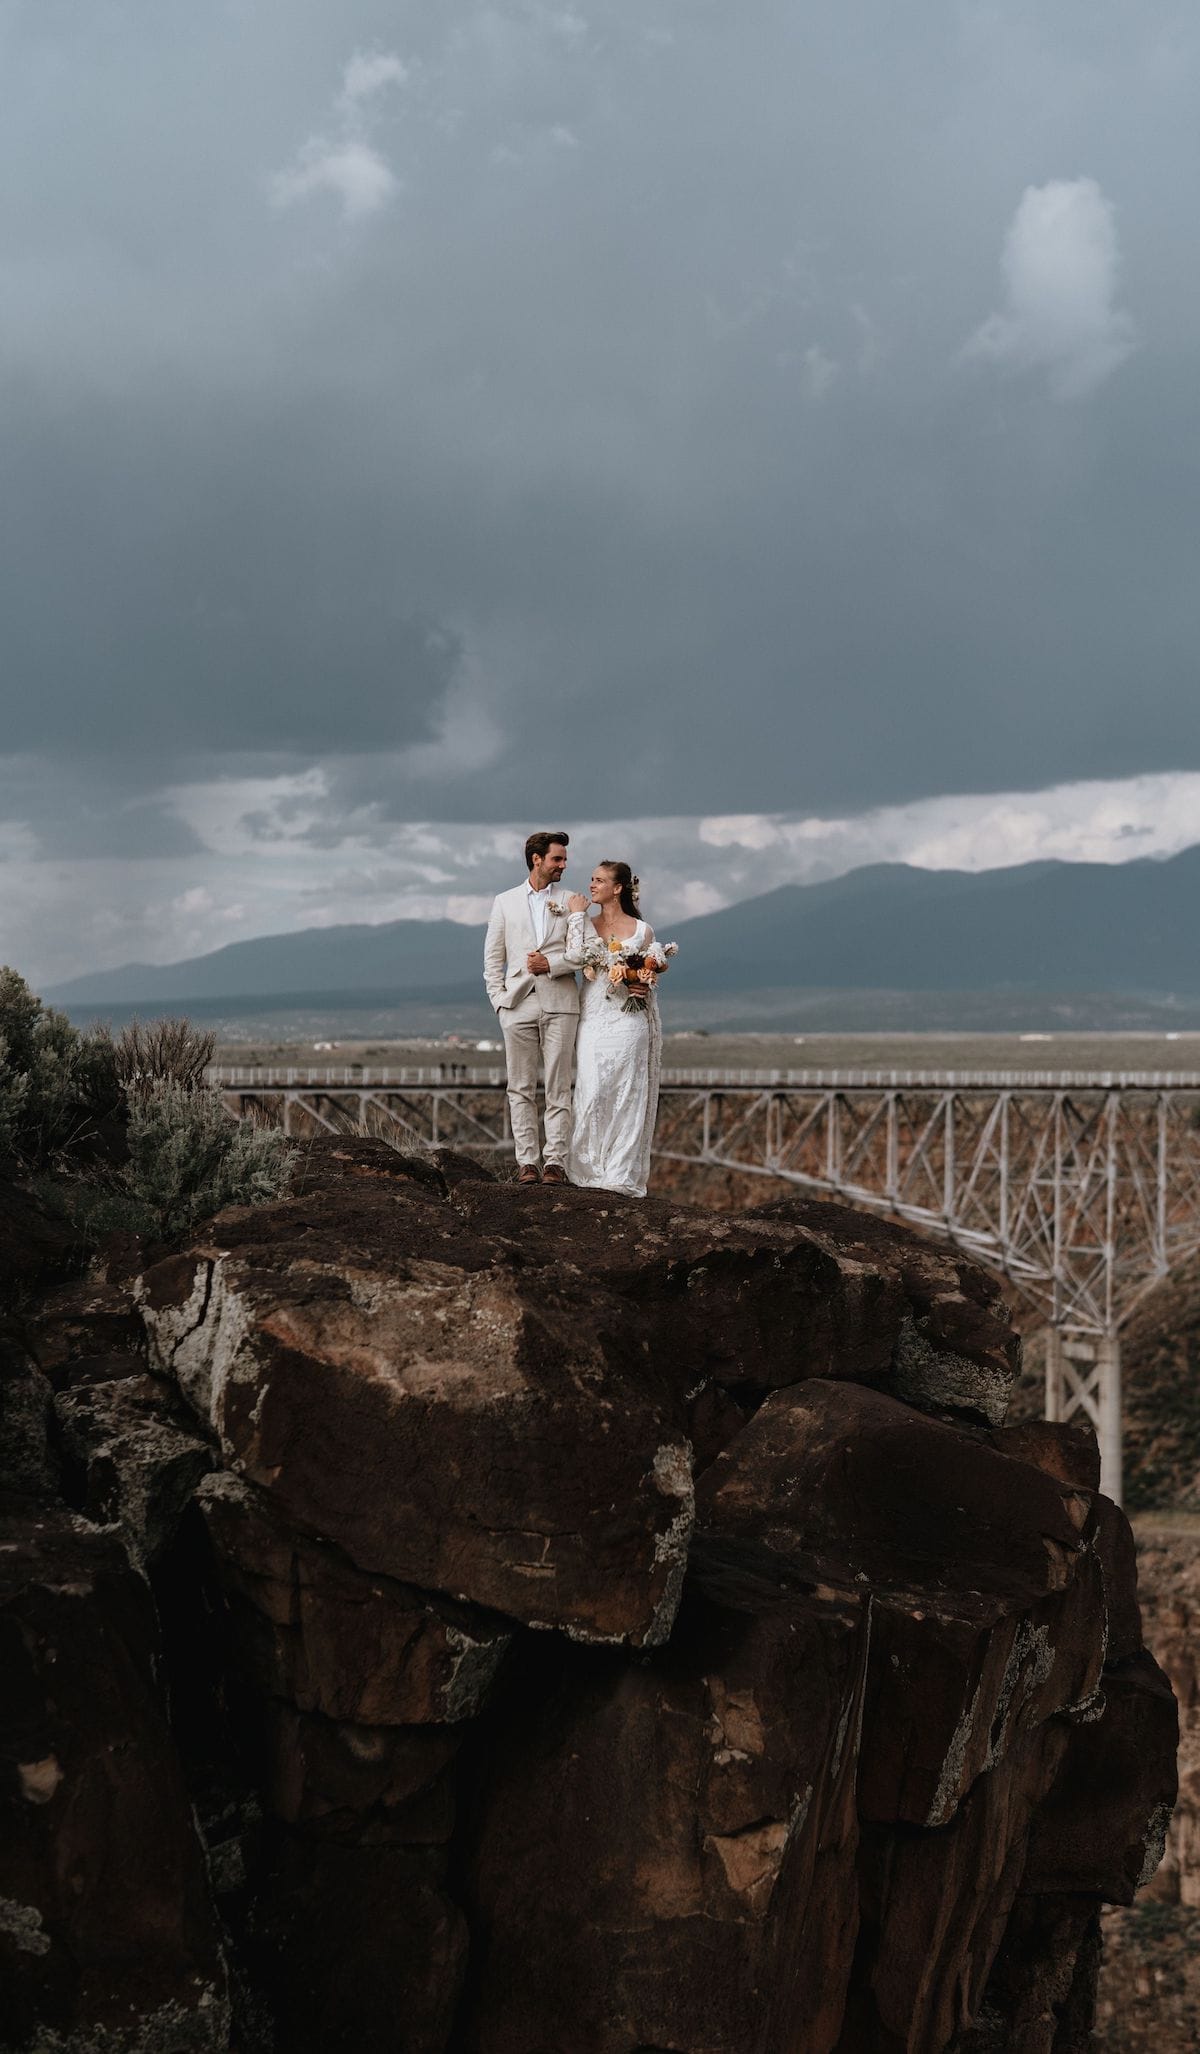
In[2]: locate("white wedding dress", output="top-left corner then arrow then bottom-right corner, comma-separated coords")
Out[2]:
565,913 -> 662,1198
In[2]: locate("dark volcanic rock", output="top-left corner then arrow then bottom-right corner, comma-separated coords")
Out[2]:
247,1835 -> 466,2054
259,1704 -> 460,1842
951,1892 -> 1102,2053
26,1272 -> 147,1389
141,1240 -> 694,1648
1025,1648 -> 1179,1903
54,1373 -> 214,1565
466,1592 -> 867,2054
0,1340 -> 58,1499
0,1179 -> 82,1304
695,1377 -> 1094,1602
0,1496 -> 227,2051
860,1559 -> 1106,1830
197,1470 -> 513,1725
0,1141 -> 1177,2052
134,1147 -> 1021,1649
843,1727 -> 1073,2053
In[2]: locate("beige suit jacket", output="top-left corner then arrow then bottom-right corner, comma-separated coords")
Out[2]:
483,883 -> 582,1018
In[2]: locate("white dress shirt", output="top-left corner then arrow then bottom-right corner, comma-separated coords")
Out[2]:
527,881 -> 552,947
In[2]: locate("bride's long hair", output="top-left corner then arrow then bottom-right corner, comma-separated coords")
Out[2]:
599,860 -> 640,919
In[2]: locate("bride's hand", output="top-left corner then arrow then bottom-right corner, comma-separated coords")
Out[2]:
566,893 -> 590,913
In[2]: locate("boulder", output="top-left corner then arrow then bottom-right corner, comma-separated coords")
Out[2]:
466,1590 -> 867,2054
0,1178 -> 82,1303
1091,1491 -> 1145,1661
949,1893 -> 1101,2053
0,1339 -> 57,1500
0,1495 -> 227,2051
842,1727 -> 1072,2054
444,1177 -> 1021,1421
3,1149 -> 1172,2053
26,1272 -> 147,1389
860,1561 -> 1105,1828
1024,1648 -> 1179,1903
131,1153 -> 1024,1651
694,1378 -> 1094,1603
196,1470 -> 513,1725
259,1704 -> 460,1843
140,1237 -> 694,1648
695,1376 -> 1107,1827
245,1835 -> 465,2054
54,1373 -> 214,1566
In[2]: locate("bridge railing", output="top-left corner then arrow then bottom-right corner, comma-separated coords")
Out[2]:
208,1064 -> 1200,1091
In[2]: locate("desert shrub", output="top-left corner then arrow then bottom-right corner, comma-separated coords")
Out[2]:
1,967 -> 295,1242
83,1078 -> 297,1241
110,1018 -> 216,1095
0,968 -> 120,1165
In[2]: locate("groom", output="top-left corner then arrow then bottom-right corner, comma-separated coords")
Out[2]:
483,830 -> 581,1185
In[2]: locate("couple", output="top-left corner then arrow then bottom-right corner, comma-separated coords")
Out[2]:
483,829 -> 674,1198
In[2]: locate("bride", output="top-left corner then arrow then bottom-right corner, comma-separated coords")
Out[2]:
562,860 -> 665,1198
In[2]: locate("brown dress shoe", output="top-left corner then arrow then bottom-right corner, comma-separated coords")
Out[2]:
518,1164 -> 541,1185
541,1163 -> 568,1185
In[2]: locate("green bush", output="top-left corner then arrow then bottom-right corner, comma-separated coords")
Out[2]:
75,1080 -> 297,1242
0,967 -> 119,1165
0,967 -> 296,1243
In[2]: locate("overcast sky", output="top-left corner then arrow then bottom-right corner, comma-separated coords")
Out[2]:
4,1 -> 1200,984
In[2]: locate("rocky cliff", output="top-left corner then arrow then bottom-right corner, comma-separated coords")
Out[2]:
0,1139 -> 1178,2053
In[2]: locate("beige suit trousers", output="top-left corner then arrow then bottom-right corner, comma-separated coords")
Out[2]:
501,1004 -> 577,1169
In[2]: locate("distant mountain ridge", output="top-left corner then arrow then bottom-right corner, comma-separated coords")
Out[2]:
45,847 -> 1200,1014
665,847 -> 1200,995
46,917 -> 484,1007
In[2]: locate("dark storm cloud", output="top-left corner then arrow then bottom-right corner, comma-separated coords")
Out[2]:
2,398 -> 459,757
3,0 -> 1200,853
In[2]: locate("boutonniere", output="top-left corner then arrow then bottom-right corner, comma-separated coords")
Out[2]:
547,898 -> 572,916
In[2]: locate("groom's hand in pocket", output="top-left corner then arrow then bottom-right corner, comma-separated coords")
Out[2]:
527,949 -> 551,975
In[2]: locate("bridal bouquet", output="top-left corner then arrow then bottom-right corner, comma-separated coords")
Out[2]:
590,935 -> 679,1012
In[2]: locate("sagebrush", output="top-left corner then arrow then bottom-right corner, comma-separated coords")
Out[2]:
86,1079 -> 296,1241
0,966 -> 120,1164
0,966 -> 296,1242
110,1018 -> 216,1095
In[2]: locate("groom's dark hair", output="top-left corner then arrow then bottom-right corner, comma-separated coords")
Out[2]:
525,830 -> 569,870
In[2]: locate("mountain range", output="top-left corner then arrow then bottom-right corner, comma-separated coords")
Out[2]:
45,846 -> 1200,1021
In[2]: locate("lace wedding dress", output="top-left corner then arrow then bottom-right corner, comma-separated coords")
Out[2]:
565,913 -> 662,1198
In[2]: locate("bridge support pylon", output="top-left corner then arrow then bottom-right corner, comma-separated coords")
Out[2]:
1043,1327 -> 1122,1507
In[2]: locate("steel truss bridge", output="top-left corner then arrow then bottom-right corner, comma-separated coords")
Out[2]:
212,1065 -> 1200,1503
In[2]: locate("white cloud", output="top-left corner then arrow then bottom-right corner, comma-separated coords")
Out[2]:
14,772 -> 1200,988
699,815 -> 786,852
339,50 -> 409,110
164,768 -> 332,857
271,140 -> 398,222
701,772 -> 1200,878
670,880 -> 728,919
273,46 -> 408,223
964,177 -> 1136,400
